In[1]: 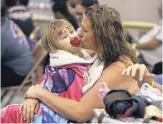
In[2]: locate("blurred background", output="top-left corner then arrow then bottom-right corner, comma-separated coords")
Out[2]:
25,0 -> 161,38
1,0 -> 162,107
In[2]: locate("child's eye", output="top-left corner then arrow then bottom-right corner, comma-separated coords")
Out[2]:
70,30 -> 74,34
63,35 -> 67,39
62,34 -> 68,39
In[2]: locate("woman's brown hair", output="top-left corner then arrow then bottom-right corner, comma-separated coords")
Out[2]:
84,5 -> 137,66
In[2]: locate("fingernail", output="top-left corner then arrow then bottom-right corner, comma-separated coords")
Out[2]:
139,77 -> 142,81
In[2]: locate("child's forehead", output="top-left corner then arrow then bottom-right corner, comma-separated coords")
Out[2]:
63,26 -> 74,31
59,27 -> 74,35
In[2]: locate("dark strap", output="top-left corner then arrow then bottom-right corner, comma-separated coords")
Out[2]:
103,89 -> 131,106
98,113 -> 105,123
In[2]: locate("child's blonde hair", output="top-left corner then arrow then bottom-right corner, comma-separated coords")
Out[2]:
42,19 -> 75,52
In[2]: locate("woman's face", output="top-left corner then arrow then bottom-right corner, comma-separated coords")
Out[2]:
57,28 -> 81,53
79,14 -> 97,51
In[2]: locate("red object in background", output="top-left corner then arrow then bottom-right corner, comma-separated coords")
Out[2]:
70,37 -> 81,47
39,74 -> 45,83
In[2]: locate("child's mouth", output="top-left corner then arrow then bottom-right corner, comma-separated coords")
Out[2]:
70,37 -> 81,47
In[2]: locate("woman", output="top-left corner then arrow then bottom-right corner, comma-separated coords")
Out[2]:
19,5 -> 140,122
10,5 -> 163,123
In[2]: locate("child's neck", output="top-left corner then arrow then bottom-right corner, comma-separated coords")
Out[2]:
72,51 -> 84,58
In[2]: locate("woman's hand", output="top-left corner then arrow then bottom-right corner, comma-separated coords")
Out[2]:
19,98 -> 39,122
24,84 -> 43,99
122,64 -> 155,82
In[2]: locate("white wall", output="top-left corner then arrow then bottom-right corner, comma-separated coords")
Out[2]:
99,0 -> 161,22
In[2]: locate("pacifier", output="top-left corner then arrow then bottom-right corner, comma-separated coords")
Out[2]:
70,37 -> 81,47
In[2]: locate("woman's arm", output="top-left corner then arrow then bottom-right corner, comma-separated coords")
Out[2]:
26,62 -> 138,122
27,80 -> 104,122
152,82 -> 162,91
38,80 -> 44,87
36,86 -> 102,122
139,79 -> 162,91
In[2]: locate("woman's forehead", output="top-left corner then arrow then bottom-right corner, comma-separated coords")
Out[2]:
81,15 -> 92,30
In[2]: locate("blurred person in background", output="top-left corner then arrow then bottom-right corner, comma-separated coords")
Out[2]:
1,0 -> 33,87
75,0 -> 99,32
75,0 -> 99,26
51,0 -> 79,30
134,4 -> 162,75
67,0 -> 80,16
5,0 -> 40,47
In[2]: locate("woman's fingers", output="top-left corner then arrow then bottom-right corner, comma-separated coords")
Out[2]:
122,67 -> 132,76
138,64 -> 146,81
22,104 -> 27,121
126,66 -> 132,76
144,73 -> 156,81
26,105 -> 31,122
19,104 -> 23,114
19,99 -> 39,122
122,64 -> 155,82
131,65 -> 138,77
22,104 -> 34,122
146,73 -> 156,78
35,102 -> 39,113
29,105 -> 35,121
121,69 -> 126,75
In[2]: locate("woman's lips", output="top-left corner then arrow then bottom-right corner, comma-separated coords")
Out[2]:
70,37 -> 81,47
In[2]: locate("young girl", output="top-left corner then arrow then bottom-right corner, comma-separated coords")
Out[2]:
1,19 -> 104,123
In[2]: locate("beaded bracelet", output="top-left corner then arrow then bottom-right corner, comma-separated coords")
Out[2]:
151,80 -> 155,88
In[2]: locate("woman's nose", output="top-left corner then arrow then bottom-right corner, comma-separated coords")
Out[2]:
78,27 -> 83,39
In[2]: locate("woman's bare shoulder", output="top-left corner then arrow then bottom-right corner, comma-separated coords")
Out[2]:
79,62 -> 138,116
100,61 -> 126,80
98,61 -> 139,94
